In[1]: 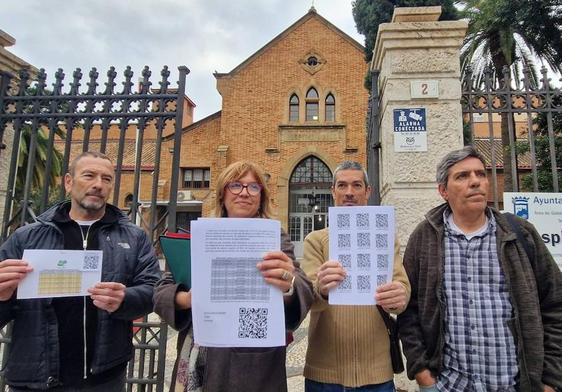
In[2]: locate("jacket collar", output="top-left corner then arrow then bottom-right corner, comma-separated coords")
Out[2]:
37,200 -> 127,226
425,202 -> 517,242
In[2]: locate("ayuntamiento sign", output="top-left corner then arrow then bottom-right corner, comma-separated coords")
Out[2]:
504,192 -> 562,270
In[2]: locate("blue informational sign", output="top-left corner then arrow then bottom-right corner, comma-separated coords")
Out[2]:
392,108 -> 427,152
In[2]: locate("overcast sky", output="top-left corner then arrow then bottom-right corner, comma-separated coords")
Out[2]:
1,0 -> 365,121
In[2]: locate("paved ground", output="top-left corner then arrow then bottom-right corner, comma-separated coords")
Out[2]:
162,314 -> 418,392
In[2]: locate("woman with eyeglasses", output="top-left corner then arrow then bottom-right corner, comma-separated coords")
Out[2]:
154,161 -> 313,392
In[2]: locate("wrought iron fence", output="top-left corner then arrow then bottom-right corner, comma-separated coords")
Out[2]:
461,65 -> 562,208
0,65 -> 190,391
366,66 -> 561,209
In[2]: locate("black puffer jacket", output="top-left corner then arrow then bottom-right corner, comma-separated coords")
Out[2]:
0,201 -> 161,389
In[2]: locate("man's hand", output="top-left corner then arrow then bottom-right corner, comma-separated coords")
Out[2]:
415,369 -> 436,387
375,280 -> 408,313
317,260 -> 346,299
0,259 -> 33,301
88,282 -> 126,313
256,251 -> 295,294
544,385 -> 556,392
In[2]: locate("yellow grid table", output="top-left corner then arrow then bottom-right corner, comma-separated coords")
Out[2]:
38,270 -> 82,295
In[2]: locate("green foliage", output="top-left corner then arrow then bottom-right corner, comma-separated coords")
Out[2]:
459,0 -> 562,85
15,125 -> 65,197
458,0 -> 562,192
352,0 -> 458,63
14,87 -> 66,205
520,112 -> 562,192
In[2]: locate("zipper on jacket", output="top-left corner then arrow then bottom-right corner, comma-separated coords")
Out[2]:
77,222 -> 91,380
83,296 -> 87,379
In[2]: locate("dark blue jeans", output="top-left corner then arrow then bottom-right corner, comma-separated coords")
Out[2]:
305,379 -> 396,392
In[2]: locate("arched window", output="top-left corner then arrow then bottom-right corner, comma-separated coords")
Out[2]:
325,93 -> 335,122
124,193 -> 133,208
306,87 -> 319,121
289,94 -> 299,122
289,156 -> 333,256
290,156 -> 332,187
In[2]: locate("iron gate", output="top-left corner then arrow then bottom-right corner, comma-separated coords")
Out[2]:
461,65 -> 561,208
367,66 -> 561,208
0,64 -> 190,391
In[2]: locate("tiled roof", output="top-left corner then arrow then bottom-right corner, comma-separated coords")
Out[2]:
473,138 -> 532,169
54,138 -> 157,169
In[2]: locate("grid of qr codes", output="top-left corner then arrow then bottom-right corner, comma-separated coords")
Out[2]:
334,211 -> 392,292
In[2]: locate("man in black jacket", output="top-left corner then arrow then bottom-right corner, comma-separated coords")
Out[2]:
0,151 -> 161,391
398,146 -> 562,392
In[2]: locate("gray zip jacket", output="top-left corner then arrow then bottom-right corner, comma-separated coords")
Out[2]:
0,201 -> 161,389
398,203 -> 562,391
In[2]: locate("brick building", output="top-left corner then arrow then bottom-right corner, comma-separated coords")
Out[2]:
32,8 -> 367,257
155,7 -> 369,256
0,30 -> 38,228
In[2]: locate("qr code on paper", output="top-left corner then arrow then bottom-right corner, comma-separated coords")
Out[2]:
357,232 -> 370,248
377,254 -> 389,269
377,274 -> 388,286
339,275 -> 352,290
337,214 -> 350,229
238,307 -> 268,339
357,253 -> 371,269
338,234 -> 351,248
83,254 -> 100,270
375,214 -> 389,229
375,234 -> 388,249
339,254 -> 352,269
356,213 -> 370,229
357,275 -> 371,292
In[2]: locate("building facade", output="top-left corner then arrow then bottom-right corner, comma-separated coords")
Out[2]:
157,8 -> 369,256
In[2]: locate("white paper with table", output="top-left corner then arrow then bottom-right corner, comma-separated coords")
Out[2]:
190,218 -> 285,347
328,206 -> 395,305
18,249 -> 103,299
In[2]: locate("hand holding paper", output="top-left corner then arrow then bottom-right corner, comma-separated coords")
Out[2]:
0,259 -> 33,301
256,251 -> 295,293
317,260 -> 346,299
88,282 -> 126,313
375,281 -> 408,313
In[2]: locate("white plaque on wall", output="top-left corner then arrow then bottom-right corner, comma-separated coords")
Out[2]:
410,80 -> 439,98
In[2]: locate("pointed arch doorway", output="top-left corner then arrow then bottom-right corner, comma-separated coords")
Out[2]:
288,156 -> 333,258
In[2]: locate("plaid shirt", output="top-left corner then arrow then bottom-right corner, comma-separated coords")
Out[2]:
437,210 -> 518,392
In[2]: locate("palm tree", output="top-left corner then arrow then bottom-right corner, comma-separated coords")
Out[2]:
14,123 -> 65,215
458,0 -> 562,191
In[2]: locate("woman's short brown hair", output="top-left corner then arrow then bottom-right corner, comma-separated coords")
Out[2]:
215,161 -> 272,218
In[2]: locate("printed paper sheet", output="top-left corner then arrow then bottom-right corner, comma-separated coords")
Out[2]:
18,249 -> 103,299
328,206 -> 395,305
190,218 -> 285,347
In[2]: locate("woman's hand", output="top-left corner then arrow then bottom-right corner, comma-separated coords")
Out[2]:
256,251 -> 295,294
175,290 -> 192,310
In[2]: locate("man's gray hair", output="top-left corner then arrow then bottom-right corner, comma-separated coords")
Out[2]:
436,146 -> 486,186
332,161 -> 370,187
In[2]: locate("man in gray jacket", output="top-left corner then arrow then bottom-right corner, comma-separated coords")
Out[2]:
398,146 -> 562,392
0,151 -> 161,391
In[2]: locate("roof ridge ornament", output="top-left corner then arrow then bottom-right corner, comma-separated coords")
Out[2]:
309,0 -> 316,13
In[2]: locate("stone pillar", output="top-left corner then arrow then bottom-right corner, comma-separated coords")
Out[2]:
371,6 -> 468,249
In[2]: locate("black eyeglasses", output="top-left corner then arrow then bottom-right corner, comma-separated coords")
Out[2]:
226,182 -> 262,196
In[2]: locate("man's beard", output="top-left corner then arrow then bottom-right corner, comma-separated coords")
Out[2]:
79,198 -> 105,212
